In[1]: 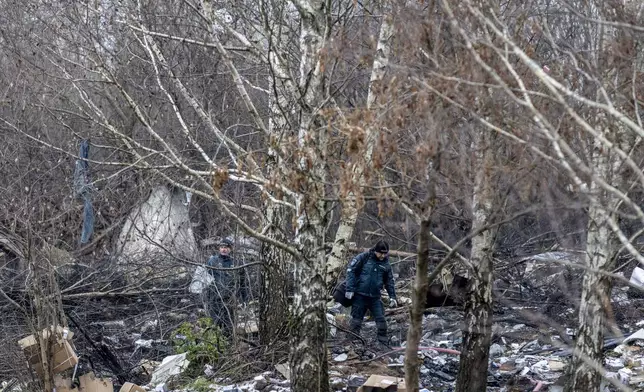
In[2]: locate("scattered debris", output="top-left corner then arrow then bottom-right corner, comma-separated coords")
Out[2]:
334,353 -> 348,362
357,374 -> 406,392
149,353 -> 190,386
17,326 -> 79,378
119,382 -> 146,392
10,262 -> 644,392
53,372 -> 113,392
54,375 -> 76,392
274,363 -> 290,380
623,328 -> 644,345
236,320 -> 258,335
78,373 -> 113,392
189,265 -> 214,294
630,267 -> 644,291
327,313 -> 338,337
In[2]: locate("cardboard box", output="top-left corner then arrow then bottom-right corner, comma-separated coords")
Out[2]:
357,375 -> 407,392
119,382 -> 146,392
31,339 -> 79,376
18,326 -> 79,376
18,326 -> 74,349
78,373 -> 113,392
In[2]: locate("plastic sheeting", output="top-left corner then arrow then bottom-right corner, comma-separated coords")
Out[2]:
189,265 -> 214,294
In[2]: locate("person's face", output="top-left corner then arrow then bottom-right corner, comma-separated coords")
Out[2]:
219,245 -> 231,256
375,251 -> 388,260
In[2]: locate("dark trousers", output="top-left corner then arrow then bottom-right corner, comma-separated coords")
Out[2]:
204,288 -> 235,336
349,294 -> 388,342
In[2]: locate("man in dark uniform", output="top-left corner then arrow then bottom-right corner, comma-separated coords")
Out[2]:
205,238 -> 248,335
345,240 -> 398,344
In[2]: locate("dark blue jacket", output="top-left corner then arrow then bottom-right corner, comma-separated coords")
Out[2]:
206,254 -> 248,302
345,250 -> 396,299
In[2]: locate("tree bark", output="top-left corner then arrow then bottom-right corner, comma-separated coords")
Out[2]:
259,19 -> 294,345
455,130 -> 497,392
290,220 -> 329,392
404,217 -> 432,392
404,139 -> 439,392
564,134 -> 619,392
325,11 -> 394,288
259,203 -> 291,345
288,1 -> 331,391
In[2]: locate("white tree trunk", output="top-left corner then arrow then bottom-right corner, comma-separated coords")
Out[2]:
455,130 -> 497,392
289,1 -> 331,391
259,202 -> 291,344
565,134 -> 620,392
325,12 -> 394,287
259,7 -> 295,345
565,8 -> 627,388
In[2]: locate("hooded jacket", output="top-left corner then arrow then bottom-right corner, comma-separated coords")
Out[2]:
345,250 -> 396,299
206,253 -> 248,302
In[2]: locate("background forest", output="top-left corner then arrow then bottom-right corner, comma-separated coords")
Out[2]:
1,0 -> 643,391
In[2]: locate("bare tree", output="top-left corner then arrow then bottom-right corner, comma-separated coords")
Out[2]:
326,3 -> 395,287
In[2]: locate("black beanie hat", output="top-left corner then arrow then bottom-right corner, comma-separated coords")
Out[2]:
373,240 -> 389,253
220,238 -> 234,248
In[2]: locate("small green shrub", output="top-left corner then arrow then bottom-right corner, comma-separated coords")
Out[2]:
185,376 -> 213,392
171,317 -> 228,376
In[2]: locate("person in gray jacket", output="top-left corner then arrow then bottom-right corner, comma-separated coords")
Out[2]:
345,240 -> 397,344
205,238 -> 248,335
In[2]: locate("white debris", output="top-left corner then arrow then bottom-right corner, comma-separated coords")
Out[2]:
134,339 -> 154,349
605,357 -> 625,371
154,383 -> 167,392
333,353 -> 348,362
433,356 -> 447,366
630,267 -> 644,290
624,328 -> 644,345
326,313 -> 337,338
619,368 -> 632,384
489,343 -> 505,357
141,319 -> 159,333
531,359 -> 549,373
548,359 -> 566,372
614,345 -> 626,355
150,353 -> 190,386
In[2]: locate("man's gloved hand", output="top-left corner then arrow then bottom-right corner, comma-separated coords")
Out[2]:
345,291 -> 354,300
389,298 -> 398,308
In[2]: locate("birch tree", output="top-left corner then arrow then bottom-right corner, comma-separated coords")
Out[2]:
326,5 -> 395,287
454,129 -> 498,392
564,2 -> 641,390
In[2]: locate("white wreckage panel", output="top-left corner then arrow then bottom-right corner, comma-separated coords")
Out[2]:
116,186 -> 197,275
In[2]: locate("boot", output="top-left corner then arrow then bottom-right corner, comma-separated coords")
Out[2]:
376,322 -> 388,345
348,319 -> 362,341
